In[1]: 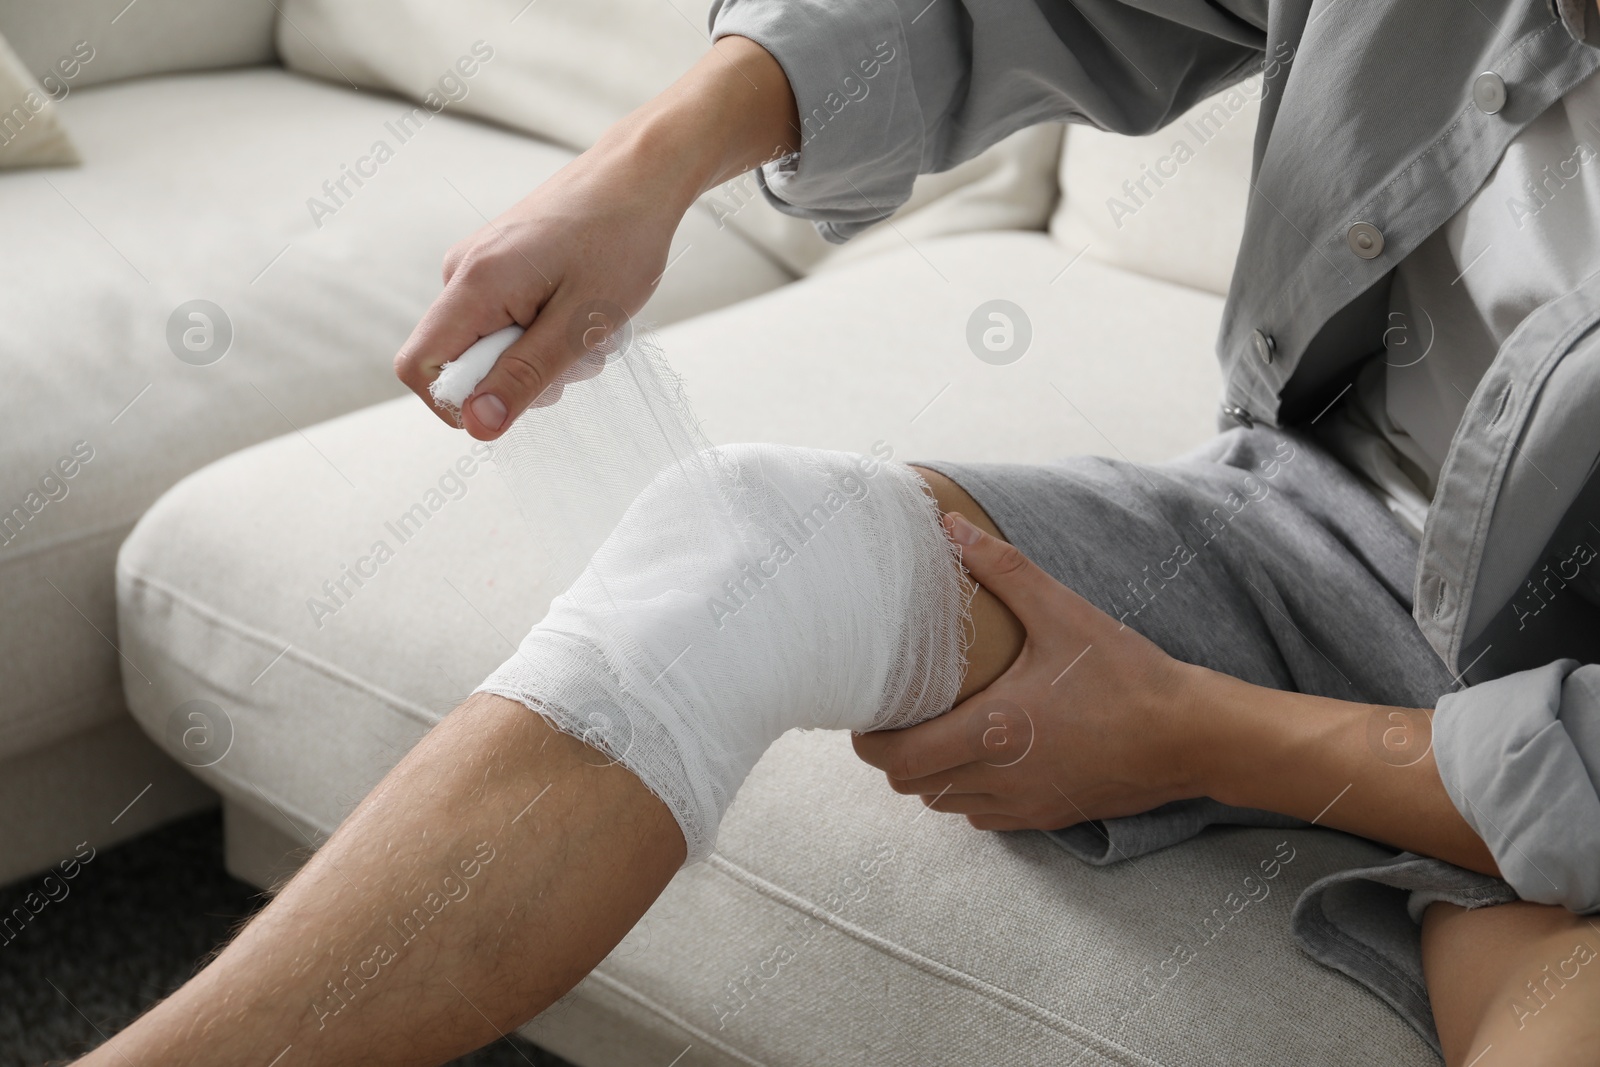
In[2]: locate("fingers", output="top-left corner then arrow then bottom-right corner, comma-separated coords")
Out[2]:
460,295 -> 635,440
940,515 -> 1094,639
964,813 -> 1036,832
915,787 -> 1085,831
455,313 -> 556,437
915,791 -> 1006,815
942,512 -> 1071,627
393,284 -> 516,427
852,704 -> 990,782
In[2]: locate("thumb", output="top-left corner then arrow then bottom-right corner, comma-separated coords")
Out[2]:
942,511 -> 1062,627
461,295 -> 621,440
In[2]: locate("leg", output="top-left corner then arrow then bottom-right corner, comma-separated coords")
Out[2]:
79,698 -> 684,1066
77,463 -> 1022,1065
911,464 -> 1025,703
1424,900 -> 1600,1065
928,452 -> 1600,1065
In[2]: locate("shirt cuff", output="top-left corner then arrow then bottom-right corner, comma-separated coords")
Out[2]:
708,0 -> 935,243
1556,0 -> 1600,48
1434,660 -> 1600,912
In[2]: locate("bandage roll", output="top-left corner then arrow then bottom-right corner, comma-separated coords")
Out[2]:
433,329 -> 972,863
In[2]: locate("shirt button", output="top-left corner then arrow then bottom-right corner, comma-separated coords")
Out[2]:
1251,329 -> 1276,365
1347,221 -> 1385,259
1473,71 -> 1507,115
1222,404 -> 1255,428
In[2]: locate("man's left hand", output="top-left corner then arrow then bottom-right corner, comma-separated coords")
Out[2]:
852,512 -> 1205,831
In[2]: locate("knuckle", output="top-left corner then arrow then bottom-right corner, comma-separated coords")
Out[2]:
451,249 -> 501,289
885,751 -> 920,782
990,541 -> 1032,578
442,238 -> 483,279
491,349 -> 550,399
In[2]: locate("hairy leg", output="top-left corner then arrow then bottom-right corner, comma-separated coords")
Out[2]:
76,467 -> 1020,1066
1424,900 -> 1600,1065
79,700 -> 684,1066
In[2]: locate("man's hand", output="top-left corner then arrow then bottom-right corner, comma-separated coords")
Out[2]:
853,512 -> 1205,831
393,36 -> 798,440
393,150 -> 684,437
858,512 -> 1499,874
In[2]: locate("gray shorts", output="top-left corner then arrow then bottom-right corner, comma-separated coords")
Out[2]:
917,427 -> 1516,1054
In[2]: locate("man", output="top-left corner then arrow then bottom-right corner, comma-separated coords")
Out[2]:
76,2 -> 1600,1064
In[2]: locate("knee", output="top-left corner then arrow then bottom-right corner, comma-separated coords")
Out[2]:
1423,900 -> 1600,1064
476,443 -> 973,864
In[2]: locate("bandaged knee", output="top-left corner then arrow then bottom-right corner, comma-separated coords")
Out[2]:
432,327 -> 970,864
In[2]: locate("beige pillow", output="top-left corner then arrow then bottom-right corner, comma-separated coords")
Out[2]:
1051,76 -> 1260,296
275,0 -> 1062,275
0,31 -> 78,168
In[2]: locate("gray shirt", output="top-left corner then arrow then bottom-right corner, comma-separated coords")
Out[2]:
1321,64 -> 1600,540
709,0 -> 1600,916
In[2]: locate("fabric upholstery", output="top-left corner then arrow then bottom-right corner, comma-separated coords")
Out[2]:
116,233 -> 1428,1065
274,0 -> 1065,276
0,67 -> 789,777
0,0 -> 276,89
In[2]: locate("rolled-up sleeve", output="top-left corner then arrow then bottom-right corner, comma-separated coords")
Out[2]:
707,0 -> 1268,242
1435,660 -> 1600,911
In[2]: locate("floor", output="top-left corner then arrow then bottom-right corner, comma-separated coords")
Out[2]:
0,811 -> 574,1067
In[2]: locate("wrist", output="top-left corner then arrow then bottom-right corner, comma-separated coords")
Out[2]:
1164,662 -> 1235,801
589,36 -> 799,215
1177,665 -> 1317,811
585,112 -> 713,218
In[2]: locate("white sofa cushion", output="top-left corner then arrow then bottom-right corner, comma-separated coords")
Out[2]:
275,0 -> 1065,277
116,231 -> 1429,1065
1051,77 -> 1261,297
0,0 -> 277,89
0,66 -> 788,768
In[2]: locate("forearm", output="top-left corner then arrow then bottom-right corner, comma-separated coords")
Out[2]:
1185,665 -> 1500,876
588,35 -> 798,215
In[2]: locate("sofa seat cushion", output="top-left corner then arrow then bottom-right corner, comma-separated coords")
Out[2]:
0,65 -> 791,767
117,230 -> 1430,1064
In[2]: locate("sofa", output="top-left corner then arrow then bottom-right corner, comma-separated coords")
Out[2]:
2,2 -> 1437,1063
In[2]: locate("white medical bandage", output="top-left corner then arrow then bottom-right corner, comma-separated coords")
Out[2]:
431,329 -> 971,864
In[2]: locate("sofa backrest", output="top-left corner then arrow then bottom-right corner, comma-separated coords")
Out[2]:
1051,75 -> 1261,297
274,0 -> 1063,277
0,0 -> 276,92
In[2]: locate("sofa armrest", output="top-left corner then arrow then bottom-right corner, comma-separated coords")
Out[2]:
0,0 -> 276,91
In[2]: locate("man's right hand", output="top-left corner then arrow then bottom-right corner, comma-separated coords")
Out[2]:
393,35 -> 799,440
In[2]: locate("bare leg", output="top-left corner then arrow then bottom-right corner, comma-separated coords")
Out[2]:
1424,900 -> 1600,1066
79,700 -> 683,1066
75,469 -> 1020,1065
911,466 -> 1026,702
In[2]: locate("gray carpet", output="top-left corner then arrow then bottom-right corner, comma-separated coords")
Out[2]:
0,811 -> 574,1067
